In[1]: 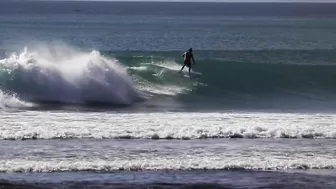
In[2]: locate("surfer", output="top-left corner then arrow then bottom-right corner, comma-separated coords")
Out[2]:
179,48 -> 195,76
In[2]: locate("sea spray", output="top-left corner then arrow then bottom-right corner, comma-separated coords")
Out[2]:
0,44 -> 143,105
0,90 -> 32,109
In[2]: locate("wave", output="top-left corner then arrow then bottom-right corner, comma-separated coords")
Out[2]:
1,112 -> 335,140
0,159 -> 335,173
1,45 -> 336,109
121,51 -> 336,97
116,49 -> 336,110
0,44 -> 143,107
0,90 -> 32,109
0,172 -> 334,189
1,128 -> 334,140
0,181 -> 229,189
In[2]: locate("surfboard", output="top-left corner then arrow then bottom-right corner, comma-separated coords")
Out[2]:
183,72 -> 202,79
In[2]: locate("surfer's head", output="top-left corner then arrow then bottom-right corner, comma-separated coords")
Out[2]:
188,48 -> 193,52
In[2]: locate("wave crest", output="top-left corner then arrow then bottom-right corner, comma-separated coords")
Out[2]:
0,159 -> 335,173
0,44 -> 143,105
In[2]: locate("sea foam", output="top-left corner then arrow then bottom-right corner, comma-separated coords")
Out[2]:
0,43 -> 142,105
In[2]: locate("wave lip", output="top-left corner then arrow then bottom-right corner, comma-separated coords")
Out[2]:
0,44 -> 143,106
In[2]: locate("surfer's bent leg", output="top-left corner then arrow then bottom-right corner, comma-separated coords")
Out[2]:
180,65 -> 185,73
180,60 -> 187,73
187,61 -> 191,76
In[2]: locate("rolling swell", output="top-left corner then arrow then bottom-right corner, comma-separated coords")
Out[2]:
119,50 -> 336,95
1,47 -> 336,109
194,60 -> 336,94
117,49 -> 336,109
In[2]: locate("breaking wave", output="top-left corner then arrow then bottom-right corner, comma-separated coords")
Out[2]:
0,44 -> 143,107
1,44 -> 336,110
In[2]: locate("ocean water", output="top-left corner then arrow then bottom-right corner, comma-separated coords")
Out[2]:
0,1 -> 336,189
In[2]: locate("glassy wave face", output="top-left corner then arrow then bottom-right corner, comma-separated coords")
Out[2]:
1,43 -> 336,111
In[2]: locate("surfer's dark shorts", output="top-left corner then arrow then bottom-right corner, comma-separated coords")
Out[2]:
184,60 -> 191,67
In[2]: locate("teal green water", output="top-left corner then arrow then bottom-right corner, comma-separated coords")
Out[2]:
1,2 -> 336,189
1,2 -> 335,110
1,2 -> 336,110
2,48 -> 336,111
